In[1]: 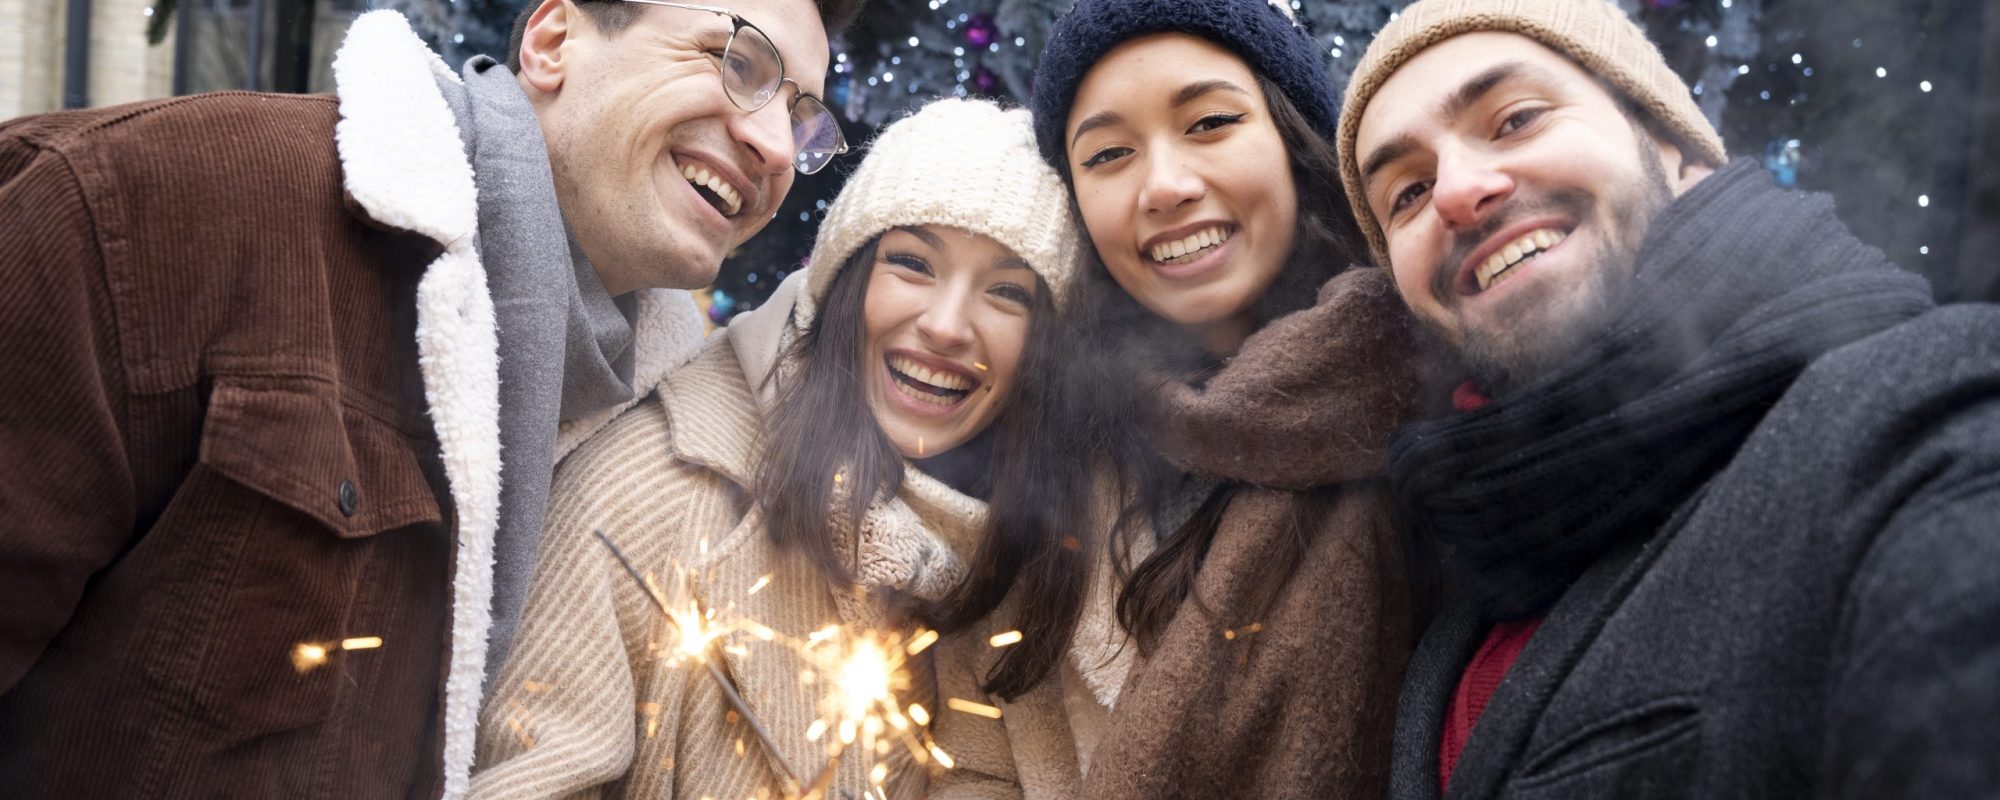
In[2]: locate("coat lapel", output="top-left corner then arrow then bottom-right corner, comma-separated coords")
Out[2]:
1439,541 -> 1651,800
1390,603 -> 1488,800
332,13 -> 495,800
660,337 -> 844,791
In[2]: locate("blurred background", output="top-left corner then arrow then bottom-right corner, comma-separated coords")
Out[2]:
5,0 -> 1995,323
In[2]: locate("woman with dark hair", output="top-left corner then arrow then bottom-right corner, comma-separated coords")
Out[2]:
927,1 -> 1429,797
469,98 -> 1081,800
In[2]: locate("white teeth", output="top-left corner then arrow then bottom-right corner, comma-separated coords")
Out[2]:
680,163 -> 744,216
1475,228 -> 1568,291
888,355 -> 976,403
1148,225 -> 1232,263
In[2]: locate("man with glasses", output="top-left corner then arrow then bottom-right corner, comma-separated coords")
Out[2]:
0,0 -> 858,797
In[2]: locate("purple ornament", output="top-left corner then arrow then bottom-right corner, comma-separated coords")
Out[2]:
964,13 -> 997,48
974,67 -> 999,93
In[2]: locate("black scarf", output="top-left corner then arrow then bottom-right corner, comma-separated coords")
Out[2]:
1388,160 -> 1934,621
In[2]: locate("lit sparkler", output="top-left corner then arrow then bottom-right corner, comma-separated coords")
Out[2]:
593,530 -> 958,799
290,634 -> 386,673
594,531 -> 801,791
795,624 -> 946,798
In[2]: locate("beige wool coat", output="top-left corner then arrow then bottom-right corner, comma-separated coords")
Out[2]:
930,268 -> 1426,800
470,273 -> 990,800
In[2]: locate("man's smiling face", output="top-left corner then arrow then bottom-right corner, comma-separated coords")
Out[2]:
519,0 -> 829,295
1354,32 -> 1707,390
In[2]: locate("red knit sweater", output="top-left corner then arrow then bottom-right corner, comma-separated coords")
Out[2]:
1439,618 -> 1543,792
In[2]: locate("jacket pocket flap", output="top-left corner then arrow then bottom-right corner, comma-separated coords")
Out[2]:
200,377 -> 443,537
1516,694 -> 1703,787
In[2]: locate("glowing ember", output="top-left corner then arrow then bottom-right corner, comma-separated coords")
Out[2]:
927,743 -> 956,769
794,625 -> 940,791
340,636 -> 383,650
907,704 -> 931,726
290,643 -> 328,673
747,574 -> 774,595
988,630 -> 1023,648
946,698 -> 1003,719
973,362 -> 988,371
640,701 -> 663,738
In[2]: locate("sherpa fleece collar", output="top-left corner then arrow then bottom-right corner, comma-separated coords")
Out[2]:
330,12 -> 707,798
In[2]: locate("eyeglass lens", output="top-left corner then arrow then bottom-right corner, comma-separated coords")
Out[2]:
721,21 -> 845,174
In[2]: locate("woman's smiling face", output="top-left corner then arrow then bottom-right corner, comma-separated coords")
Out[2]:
860,225 -> 1039,458
1065,33 -> 1298,348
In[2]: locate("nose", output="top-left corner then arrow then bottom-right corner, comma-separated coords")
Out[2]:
915,286 -> 975,352
1431,148 -> 1513,231
731,94 -> 796,181
1138,150 -> 1205,215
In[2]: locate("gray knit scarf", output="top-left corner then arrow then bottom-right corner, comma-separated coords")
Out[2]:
438,56 -> 639,688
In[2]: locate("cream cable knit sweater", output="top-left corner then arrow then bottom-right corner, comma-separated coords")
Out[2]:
469,276 -> 990,800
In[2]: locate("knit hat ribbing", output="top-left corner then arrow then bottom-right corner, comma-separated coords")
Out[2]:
1029,0 -> 1338,179
801,98 -> 1081,326
1337,0 -> 1729,267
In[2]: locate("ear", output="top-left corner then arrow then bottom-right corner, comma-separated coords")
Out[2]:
1651,135 -> 1715,197
517,0 -> 580,95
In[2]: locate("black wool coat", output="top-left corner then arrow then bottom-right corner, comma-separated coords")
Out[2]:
1393,304 -> 2000,800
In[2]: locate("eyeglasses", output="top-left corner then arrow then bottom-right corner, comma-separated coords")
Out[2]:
620,0 -> 848,175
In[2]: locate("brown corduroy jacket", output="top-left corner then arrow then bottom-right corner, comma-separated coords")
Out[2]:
0,14 -> 714,796
932,267 -> 1427,799
0,87 -> 465,797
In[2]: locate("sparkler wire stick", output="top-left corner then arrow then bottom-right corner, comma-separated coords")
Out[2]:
592,530 -> 807,792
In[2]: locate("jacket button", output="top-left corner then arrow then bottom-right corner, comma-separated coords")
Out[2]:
337,480 -> 358,517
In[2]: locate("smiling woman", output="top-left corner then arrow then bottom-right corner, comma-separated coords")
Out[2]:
469,97 -> 1082,800
917,1 -> 1431,799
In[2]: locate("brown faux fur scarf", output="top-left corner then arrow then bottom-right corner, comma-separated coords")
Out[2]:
1081,266 -> 1428,799
1154,266 -> 1425,489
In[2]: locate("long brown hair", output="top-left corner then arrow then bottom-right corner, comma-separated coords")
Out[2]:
1093,73 -> 1367,653
756,239 -> 904,585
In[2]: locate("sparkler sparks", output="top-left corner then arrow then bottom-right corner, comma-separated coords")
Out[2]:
987,630 -> 1023,648
291,635 -> 385,673
290,643 -> 327,673
946,698 -> 1003,719
592,530 -> 956,798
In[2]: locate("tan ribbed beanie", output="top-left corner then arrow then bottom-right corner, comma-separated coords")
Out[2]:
1336,0 -> 1728,266
797,98 -> 1082,327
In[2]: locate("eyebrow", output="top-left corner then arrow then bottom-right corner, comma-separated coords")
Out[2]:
993,258 -> 1032,270
893,225 -> 944,249
1359,61 -> 1557,191
1068,79 -> 1252,154
1069,110 -> 1123,149
1172,78 -> 1250,107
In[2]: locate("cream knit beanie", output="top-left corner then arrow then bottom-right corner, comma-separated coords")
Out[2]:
1337,0 -> 1728,266
797,98 -> 1082,327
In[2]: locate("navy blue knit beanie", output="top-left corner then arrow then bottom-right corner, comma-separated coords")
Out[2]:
1029,0 -> 1338,179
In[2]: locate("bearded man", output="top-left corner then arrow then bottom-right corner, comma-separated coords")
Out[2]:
1338,0 -> 2000,797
